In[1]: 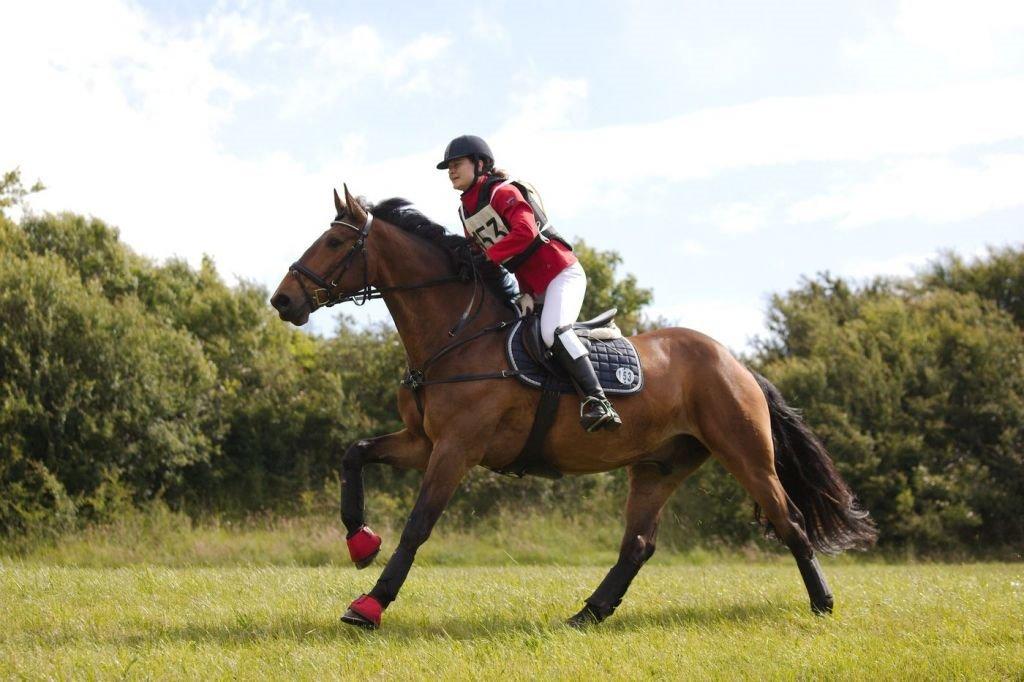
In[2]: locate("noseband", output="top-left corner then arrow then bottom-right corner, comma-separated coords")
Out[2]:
286,208 -> 522,413
289,212 -> 375,309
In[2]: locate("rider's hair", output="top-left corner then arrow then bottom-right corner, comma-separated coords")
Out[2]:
474,156 -> 508,180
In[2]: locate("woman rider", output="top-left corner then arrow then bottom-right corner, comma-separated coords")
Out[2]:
437,134 -> 622,432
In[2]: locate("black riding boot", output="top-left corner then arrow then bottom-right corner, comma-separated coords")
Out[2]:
552,325 -> 622,432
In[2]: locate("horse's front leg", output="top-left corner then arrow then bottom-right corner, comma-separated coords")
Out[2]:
341,437 -> 479,629
340,429 -> 431,568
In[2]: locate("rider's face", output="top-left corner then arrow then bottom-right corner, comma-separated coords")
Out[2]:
448,157 -> 478,191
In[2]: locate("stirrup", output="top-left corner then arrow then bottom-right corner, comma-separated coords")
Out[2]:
580,397 -> 622,433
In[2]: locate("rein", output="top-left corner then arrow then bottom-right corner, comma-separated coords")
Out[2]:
289,212 -> 463,310
288,210 -> 521,414
400,317 -> 519,415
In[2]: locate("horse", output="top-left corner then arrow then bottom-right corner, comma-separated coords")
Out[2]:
270,186 -> 877,630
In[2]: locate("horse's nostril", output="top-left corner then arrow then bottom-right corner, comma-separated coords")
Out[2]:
271,293 -> 291,310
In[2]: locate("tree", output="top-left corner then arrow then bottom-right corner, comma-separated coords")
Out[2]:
0,249 -> 221,531
573,240 -> 654,335
923,245 -> 1024,328
749,271 -> 1024,551
0,168 -> 44,217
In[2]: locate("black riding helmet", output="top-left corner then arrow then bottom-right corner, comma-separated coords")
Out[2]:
436,135 -> 494,170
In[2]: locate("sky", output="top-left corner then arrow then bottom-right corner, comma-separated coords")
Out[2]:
2,0 -> 1023,351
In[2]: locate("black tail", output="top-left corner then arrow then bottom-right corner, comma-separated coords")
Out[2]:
752,372 -> 878,554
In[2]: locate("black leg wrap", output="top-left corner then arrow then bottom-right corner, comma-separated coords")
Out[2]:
571,554 -> 650,626
340,440 -> 371,535
368,545 -> 417,608
796,555 -> 834,615
588,561 -> 639,607
567,601 -> 616,627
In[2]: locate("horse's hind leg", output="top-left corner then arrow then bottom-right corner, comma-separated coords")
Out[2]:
340,429 -> 431,568
700,382 -> 834,615
568,438 -> 709,626
717,446 -> 833,614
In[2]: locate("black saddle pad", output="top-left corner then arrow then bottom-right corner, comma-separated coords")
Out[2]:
506,319 -> 643,395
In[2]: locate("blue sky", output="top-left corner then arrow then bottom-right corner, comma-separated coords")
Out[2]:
3,0 -> 1022,349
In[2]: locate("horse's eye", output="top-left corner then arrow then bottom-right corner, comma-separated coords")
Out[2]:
327,237 -> 343,248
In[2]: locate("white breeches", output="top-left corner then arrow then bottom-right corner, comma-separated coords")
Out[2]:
539,261 -> 587,351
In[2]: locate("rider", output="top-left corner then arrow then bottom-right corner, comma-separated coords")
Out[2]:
437,134 -> 622,432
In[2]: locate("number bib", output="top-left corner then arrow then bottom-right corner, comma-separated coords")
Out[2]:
460,202 -> 510,251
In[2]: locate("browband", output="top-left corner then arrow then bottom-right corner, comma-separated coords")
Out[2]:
331,211 -> 374,232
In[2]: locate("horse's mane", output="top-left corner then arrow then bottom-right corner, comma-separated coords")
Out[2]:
338,196 -> 514,301
367,197 -> 470,253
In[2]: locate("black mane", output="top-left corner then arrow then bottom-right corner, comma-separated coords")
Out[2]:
337,196 -> 514,301
368,197 -> 471,254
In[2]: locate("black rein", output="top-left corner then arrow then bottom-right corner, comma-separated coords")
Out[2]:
287,211 -> 520,415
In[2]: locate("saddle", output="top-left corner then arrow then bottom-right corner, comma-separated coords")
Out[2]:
490,308 -> 644,480
507,309 -> 643,395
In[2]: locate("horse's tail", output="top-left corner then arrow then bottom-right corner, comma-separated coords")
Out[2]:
752,371 -> 878,554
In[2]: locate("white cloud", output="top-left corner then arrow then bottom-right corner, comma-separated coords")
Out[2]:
651,298 -> 767,353
842,0 -> 1024,86
675,239 -> 707,256
498,78 -> 589,135
202,3 -> 269,56
0,0 -> 457,295
700,202 -> 772,236
470,8 -> 507,44
788,154 -> 1024,229
838,252 -> 934,281
469,77 -> 1024,223
4,0 -> 1023,344
894,0 -> 1024,72
254,16 -> 452,118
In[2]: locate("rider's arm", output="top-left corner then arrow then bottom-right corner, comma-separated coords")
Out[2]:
484,184 -> 538,266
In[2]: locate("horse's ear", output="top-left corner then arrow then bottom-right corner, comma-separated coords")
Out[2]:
343,183 -> 367,224
333,188 -> 344,216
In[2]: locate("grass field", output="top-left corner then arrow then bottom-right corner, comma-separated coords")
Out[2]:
2,516 -> 1022,680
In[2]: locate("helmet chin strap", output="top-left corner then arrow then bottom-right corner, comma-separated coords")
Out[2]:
471,156 -> 489,183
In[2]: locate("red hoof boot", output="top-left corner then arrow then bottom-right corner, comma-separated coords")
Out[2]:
341,594 -> 382,630
346,525 -> 382,569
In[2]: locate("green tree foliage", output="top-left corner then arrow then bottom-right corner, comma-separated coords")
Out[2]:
0,209 -> 376,530
4,175 -> 1021,553
0,168 -> 44,216
574,240 -> 654,335
743,272 -> 1024,551
923,246 -> 1024,327
0,246 -> 219,531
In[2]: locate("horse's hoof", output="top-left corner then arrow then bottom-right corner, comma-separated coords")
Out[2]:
353,548 -> 380,570
811,599 -> 834,616
341,608 -> 378,630
347,525 -> 382,569
566,603 -> 605,628
341,594 -> 382,630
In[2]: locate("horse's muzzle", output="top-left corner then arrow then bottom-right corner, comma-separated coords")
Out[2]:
270,293 -> 310,325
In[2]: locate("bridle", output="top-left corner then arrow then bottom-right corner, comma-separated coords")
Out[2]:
288,212 -> 377,309
286,208 -> 521,414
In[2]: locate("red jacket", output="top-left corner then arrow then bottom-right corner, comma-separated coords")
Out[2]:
460,176 -> 576,295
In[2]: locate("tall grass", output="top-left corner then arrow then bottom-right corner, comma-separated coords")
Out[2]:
2,501 -> 792,568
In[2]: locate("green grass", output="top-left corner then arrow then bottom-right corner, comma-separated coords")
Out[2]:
3,511 -> 1022,678
2,553 -> 1022,679
1,507 -> 634,568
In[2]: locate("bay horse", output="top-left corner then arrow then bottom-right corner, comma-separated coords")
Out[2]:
270,186 -> 877,630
